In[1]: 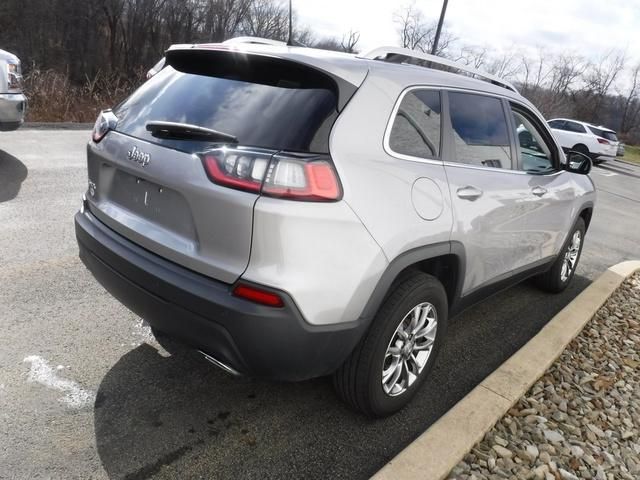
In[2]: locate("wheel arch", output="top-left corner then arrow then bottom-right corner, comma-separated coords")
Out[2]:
579,204 -> 594,231
572,143 -> 589,153
359,242 -> 465,322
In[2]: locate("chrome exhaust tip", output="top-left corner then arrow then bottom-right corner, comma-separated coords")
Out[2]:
198,351 -> 241,376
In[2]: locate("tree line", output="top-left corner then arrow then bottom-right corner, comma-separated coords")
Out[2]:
0,0 -> 359,82
0,0 -> 638,142
393,3 -> 640,143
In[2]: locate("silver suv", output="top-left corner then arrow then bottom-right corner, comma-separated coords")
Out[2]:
75,40 -> 596,417
0,48 -> 26,131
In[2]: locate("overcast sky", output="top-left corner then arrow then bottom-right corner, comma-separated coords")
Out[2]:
295,0 -> 640,64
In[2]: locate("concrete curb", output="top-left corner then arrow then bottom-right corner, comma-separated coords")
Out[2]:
372,260 -> 640,480
22,122 -> 93,130
614,158 -> 640,168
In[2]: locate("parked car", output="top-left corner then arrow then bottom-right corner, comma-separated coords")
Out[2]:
0,48 -> 26,131
548,118 -> 618,164
75,40 -> 596,417
617,142 -> 625,157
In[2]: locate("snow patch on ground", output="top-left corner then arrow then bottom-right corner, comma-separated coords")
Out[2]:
132,318 -> 154,346
23,355 -> 95,409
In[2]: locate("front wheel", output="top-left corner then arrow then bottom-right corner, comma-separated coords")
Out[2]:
534,217 -> 586,293
333,273 -> 448,417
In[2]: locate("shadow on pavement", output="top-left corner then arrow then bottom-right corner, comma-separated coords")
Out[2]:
93,274 -> 592,480
0,149 -> 28,203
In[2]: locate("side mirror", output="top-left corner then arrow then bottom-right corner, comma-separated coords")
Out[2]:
565,151 -> 592,175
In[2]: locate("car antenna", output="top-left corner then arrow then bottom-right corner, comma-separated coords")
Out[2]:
287,0 -> 294,46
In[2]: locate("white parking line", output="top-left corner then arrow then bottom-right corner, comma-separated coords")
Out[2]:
592,169 -> 618,177
23,355 -> 95,409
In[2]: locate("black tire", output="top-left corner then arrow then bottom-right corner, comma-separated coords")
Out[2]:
572,144 -> 589,156
333,272 -> 448,417
534,217 -> 586,293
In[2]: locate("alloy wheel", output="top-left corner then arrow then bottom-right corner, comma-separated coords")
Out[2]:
560,230 -> 582,282
382,302 -> 438,397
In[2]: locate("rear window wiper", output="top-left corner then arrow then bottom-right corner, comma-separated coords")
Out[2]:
146,121 -> 238,143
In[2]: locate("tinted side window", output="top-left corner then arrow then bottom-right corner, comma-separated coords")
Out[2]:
548,120 -> 565,129
448,92 -> 511,169
389,90 -> 441,159
588,125 -> 617,141
512,108 -> 556,174
565,121 -> 586,133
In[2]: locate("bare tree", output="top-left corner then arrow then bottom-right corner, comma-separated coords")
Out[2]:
519,47 -> 550,92
485,49 -> 522,80
454,45 -> 488,69
619,63 -> 640,135
340,29 -> 360,54
393,3 -> 455,56
241,0 -> 288,40
576,50 -> 625,122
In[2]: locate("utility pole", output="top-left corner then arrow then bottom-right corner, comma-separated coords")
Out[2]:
287,0 -> 293,46
431,0 -> 449,56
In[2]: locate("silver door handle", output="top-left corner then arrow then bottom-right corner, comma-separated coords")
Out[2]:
532,186 -> 548,197
456,186 -> 483,201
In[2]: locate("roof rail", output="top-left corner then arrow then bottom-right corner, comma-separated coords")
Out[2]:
360,46 -> 518,93
223,37 -> 286,46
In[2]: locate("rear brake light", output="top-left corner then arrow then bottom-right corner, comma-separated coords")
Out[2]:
92,110 -> 118,143
233,283 -> 284,307
200,148 -> 341,202
597,138 -> 610,145
202,151 -> 270,192
262,154 -> 341,201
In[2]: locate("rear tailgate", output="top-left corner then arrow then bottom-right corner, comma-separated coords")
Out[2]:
86,133 -> 258,283
86,46 -> 359,284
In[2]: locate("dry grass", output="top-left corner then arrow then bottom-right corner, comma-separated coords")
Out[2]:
623,145 -> 640,165
23,68 -> 145,123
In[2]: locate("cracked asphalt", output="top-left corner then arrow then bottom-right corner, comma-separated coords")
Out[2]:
1,130 -> 639,479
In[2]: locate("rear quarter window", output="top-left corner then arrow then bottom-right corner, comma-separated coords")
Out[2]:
388,89 -> 442,159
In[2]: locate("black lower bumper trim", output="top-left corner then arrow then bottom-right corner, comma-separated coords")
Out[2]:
75,210 -> 366,381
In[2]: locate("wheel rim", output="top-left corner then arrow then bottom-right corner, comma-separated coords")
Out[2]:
382,302 -> 438,397
560,230 -> 582,282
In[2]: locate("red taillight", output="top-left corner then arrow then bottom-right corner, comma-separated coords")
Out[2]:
262,155 -> 341,201
202,152 -> 266,192
233,283 -> 284,307
200,148 -> 341,202
597,137 -> 610,145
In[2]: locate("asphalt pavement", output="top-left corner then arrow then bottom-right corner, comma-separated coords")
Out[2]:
1,130 -> 639,479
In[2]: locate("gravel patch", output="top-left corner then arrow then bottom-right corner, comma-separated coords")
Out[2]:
448,272 -> 640,480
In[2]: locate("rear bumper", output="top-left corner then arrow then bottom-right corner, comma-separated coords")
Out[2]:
75,208 -> 366,381
0,93 -> 26,130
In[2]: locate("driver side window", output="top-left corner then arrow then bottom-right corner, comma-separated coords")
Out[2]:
511,107 -> 556,174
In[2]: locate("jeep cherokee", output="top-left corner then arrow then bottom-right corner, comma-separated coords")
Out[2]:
75,39 -> 596,417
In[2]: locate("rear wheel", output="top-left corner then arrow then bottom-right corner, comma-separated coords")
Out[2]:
572,144 -> 598,164
534,217 -> 585,293
333,273 -> 448,417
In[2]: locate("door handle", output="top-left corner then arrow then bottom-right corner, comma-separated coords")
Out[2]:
456,186 -> 483,201
532,186 -> 548,197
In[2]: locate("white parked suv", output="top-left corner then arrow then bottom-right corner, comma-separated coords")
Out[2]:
548,118 -> 619,164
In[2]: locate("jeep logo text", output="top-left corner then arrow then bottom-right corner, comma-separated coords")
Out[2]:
127,146 -> 150,167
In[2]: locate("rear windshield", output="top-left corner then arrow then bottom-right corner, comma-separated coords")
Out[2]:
588,125 -> 618,141
114,60 -> 339,154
